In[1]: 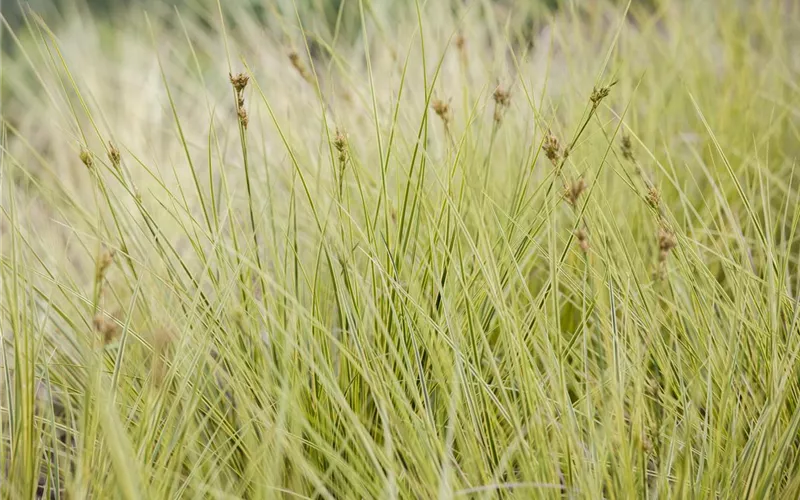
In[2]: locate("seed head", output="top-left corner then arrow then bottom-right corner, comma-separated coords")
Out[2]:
229,72 -> 249,92
493,85 -> 511,108
107,141 -> 121,168
543,131 -> 561,165
492,85 -> 511,124
237,106 -> 249,129
431,98 -> 452,126
333,129 -> 348,163
565,177 -> 586,206
79,147 -> 93,169
93,313 -> 119,345
95,247 -> 115,282
575,228 -> 589,253
647,186 -> 661,209
230,72 -> 250,128
590,81 -> 616,107
455,34 -> 466,52
658,227 -> 677,262
455,33 -> 469,69
621,134 -> 634,161
289,50 -> 312,84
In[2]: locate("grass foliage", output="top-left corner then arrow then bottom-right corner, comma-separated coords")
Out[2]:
1,0 -> 800,497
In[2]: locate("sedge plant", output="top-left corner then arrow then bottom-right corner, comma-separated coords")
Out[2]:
1,0 -> 800,497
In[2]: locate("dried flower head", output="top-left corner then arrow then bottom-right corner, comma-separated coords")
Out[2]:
107,141 -> 121,168
455,33 -> 466,52
79,147 -> 93,169
229,72 -> 249,92
289,50 -> 313,84
493,85 -> 511,108
658,227 -> 677,262
230,72 -> 250,128
621,134 -> 634,161
333,129 -> 348,163
565,177 -> 586,206
455,33 -> 469,69
590,81 -> 616,107
647,186 -> 661,209
492,85 -> 512,124
95,247 -> 115,283
237,106 -> 249,129
431,98 -> 452,126
575,227 -> 589,253
655,226 -> 677,279
93,313 -> 119,345
543,131 -> 561,165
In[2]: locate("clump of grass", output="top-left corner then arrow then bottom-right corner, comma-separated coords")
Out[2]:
1,0 -> 800,498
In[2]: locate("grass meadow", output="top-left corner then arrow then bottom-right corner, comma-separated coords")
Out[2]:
1,0 -> 800,497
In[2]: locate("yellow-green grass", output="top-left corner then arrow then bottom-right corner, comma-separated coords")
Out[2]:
1,0 -> 799,497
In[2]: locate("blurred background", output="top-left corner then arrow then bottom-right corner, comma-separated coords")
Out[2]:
1,0 -> 619,38
2,0 -> 558,26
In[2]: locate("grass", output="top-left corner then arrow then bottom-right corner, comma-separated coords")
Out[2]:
1,0 -> 800,497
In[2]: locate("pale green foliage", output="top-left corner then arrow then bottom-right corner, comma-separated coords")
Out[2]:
1,0 -> 800,498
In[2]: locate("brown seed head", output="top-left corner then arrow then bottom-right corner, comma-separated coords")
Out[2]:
95,247 -> 115,282
590,82 -> 615,107
431,99 -> 452,126
289,51 -> 312,83
565,177 -> 586,206
621,134 -> 634,161
333,129 -> 348,163
229,72 -> 249,93
575,228 -> 589,253
93,313 -> 119,345
493,85 -> 511,109
237,107 -> 249,128
647,186 -> 661,209
658,227 -> 677,261
455,34 -> 466,52
543,131 -> 561,164
107,141 -> 121,168
492,85 -> 512,124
